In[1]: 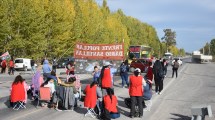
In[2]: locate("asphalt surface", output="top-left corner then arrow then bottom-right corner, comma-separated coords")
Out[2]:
0,58 -> 215,120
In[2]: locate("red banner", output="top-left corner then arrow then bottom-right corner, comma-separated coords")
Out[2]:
74,43 -> 124,60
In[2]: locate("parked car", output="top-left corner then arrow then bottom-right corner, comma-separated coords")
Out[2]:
14,58 -> 35,71
129,58 -> 150,72
56,57 -> 74,68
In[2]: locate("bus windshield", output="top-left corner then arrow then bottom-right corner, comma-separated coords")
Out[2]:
164,52 -> 173,59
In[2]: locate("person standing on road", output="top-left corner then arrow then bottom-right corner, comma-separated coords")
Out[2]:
1,59 -> 7,74
92,66 -> 101,83
100,62 -> 112,96
129,68 -> 145,118
161,59 -> 168,77
8,58 -> 15,75
110,61 -> 117,86
120,60 -> 129,88
42,59 -> 52,81
52,57 -> 57,73
31,58 -> 36,74
172,59 -> 179,78
153,59 -> 164,95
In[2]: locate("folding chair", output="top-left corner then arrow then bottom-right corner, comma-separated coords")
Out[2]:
85,108 -> 97,118
37,87 -> 51,107
10,82 -> 27,110
84,100 -> 101,118
13,101 -> 26,110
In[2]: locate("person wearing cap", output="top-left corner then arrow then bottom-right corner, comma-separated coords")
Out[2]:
100,62 -> 112,96
129,68 -> 146,118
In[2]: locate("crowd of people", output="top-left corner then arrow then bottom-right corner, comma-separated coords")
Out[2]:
8,57 -> 181,119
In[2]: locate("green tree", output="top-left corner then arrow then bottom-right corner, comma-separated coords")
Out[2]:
162,29 -> 176,52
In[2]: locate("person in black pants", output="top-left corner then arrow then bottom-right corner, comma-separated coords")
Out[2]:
129,68 -> 144,118
153,60 -> 164,95
172,59 -> 179,78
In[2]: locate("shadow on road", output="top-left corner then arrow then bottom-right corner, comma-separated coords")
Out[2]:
4,99 -> 11,108
170,113 -> 191,120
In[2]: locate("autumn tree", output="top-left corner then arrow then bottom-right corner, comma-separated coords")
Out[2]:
162,29 -> 176,52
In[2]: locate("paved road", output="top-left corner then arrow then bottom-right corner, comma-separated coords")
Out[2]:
0,58 -> 215,120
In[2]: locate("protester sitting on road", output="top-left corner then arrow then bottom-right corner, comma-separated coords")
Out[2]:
101,88 -> 120,120
41,76 -> 57,108
42,59 -> 52,81
100,62 -> 112,96
153,59 -> 164,95
129,68 -> 146,118
92,66 -> 101,83
31,70 -> 44,100
172,59 -> 179,78
57,76 -> 79,109
10,75 -> 29,107
84,81 -> 102,117
120,60 -> 129,88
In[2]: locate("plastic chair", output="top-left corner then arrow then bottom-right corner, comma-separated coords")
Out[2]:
37,87 -> 51,107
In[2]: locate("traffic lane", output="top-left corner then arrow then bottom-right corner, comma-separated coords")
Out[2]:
144,63 -> 215,119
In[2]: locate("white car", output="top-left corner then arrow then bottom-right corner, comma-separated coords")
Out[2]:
14,58 -> 36,71
172,58 -> 183,66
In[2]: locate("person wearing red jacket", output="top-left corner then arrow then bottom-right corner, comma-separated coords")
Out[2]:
10,75 -> 29,107
129,68 -> 146,118
102,88 -> 120,119
84,81 -> 102,108
100,62 -> 112,96
1,59 -> 7,73
9,58 -> 15,75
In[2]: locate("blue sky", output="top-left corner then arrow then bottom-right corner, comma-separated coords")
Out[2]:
96,0 -> 215,52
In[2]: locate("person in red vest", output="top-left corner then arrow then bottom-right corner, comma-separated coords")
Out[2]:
8,58 -> 15,75
84,81 -> 102,110
10,75 -> 29,107
100,62 -> 112,96
1,59 -> 7,73
102,88 -> 120,120
129,68 -> 146,118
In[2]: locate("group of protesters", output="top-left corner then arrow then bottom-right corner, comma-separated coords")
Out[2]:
9,57 -> 180,120
0,57 -> 15,75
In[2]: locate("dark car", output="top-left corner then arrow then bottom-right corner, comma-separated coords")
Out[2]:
129,58 -> 150,72
56,57 -> 74,68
